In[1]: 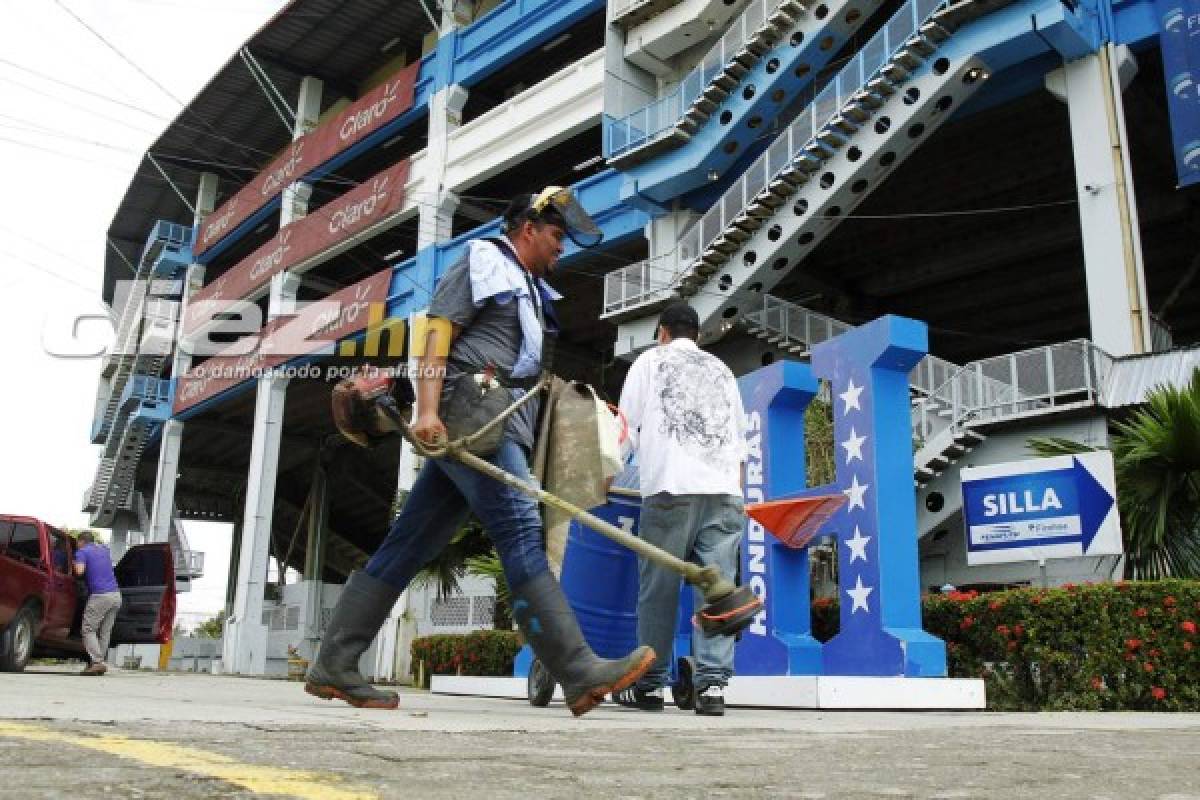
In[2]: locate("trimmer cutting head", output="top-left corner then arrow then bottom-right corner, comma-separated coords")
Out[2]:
694,584 -> 763,637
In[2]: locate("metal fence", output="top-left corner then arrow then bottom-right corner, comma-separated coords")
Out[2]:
745,294 -> 852,350
913,340 -> 1106,439
745,294 -> 961,395
602,258 -> 679,316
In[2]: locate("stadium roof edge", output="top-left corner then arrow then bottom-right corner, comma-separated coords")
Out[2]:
102,0 -> 435,305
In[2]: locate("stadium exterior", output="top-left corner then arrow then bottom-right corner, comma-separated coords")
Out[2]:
89,0 -> 1200,677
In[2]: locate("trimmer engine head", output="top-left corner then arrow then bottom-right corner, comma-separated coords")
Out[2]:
694,584 -> 763,637
331,372 -> 414,447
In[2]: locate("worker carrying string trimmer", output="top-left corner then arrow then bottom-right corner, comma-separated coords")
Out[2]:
312,188 -> 761,716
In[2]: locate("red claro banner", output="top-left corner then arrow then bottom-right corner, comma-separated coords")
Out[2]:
193,62 -> 419,258
184,159 -> 411,336
173,269 -> 392,413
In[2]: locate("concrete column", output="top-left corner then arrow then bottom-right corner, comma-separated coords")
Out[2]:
224,517 -> 243,616
195,172 -> 218,225
615,209 -> 700,356
403,86 -> 467,493
108,516 -> 134,561
149,262 -> 207,545
1057,46 -> 1152,356
282,76 -> 323,226
417,84 -> 469,250
222,271 -> 301,675
301,464 -> 330,659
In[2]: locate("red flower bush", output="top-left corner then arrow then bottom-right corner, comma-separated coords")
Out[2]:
410,630 -> 521,686
922,579 -> 1200,711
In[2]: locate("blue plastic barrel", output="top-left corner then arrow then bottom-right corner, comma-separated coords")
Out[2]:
559,494 -> 642,659
512,492 -> 692,680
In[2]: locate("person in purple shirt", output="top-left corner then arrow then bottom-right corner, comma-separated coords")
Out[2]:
73,531 -> 122,676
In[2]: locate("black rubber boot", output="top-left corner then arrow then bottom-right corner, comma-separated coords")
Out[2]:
512,572 -> 655,717
304,571 -> 401,709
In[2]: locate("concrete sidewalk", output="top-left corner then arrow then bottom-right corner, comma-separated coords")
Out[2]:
1,667 -> 1198,798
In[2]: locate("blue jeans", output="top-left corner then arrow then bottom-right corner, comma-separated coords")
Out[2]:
635,493 -> 745,691
365,438 -> 549,593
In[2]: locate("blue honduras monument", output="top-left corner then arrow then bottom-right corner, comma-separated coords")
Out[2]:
736,314 -> 946,677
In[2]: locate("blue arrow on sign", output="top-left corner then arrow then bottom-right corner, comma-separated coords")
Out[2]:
963,457 -> 1115,552
1073,457 -> 1116,551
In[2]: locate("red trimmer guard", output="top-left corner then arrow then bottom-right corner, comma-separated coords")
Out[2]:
746,495 -> 847,549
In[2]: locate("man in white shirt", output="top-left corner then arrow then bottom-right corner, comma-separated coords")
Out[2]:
615,303 -> 747,716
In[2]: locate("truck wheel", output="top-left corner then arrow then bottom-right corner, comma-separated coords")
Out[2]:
671,656 -> 696,710
0,606 -> 36,672
527,658 -> 555,707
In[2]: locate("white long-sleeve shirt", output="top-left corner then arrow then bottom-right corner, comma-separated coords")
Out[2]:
618,337 -> 747,498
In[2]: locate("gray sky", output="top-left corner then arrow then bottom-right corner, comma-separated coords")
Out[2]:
0,0 -> 289,618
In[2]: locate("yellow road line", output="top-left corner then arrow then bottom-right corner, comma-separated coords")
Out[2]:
0,720 -> 378,800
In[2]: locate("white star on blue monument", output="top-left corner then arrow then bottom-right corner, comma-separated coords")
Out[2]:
845,525 -> 871,564
839,378 -> 864,415
841,427 -> 866,464
844,474 -> 869,511
846,574 -> 875,614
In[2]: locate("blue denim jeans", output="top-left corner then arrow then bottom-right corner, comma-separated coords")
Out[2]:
365,438 -> 549,594
635,492 -> 745,691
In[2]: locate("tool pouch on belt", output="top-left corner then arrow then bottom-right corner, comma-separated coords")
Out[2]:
440,365 -> 517,457
441,236 -> 554,458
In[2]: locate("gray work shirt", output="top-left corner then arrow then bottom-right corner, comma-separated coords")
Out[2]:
427,245 -> 547,452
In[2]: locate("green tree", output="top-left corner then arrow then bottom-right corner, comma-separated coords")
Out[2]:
194,610 -> 227,639
805,395 -> 836,487
62,527 -> 103,543
1028,367 -> 1200,579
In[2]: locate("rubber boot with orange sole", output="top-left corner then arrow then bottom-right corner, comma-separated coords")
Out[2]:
512,572 -> 655,717
304,571 -> 400,709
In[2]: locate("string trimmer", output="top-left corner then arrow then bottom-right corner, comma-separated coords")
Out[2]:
333,373 -> 763,637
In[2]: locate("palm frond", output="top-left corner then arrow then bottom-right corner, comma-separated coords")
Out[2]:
1025,436 -> 1097,457
410,517 -> 491,601
1025,367 -> 1200,580
1112,367 -> 1200,579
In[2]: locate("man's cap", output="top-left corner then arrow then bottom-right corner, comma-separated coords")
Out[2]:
658,302 -> 699,332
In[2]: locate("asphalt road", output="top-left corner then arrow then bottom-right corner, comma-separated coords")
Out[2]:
1,667 -> 1198,799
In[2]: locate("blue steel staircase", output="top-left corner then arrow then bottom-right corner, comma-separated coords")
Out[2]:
608,0 -> 885,205
607,0 -> 812,161
85,222 -> 191,533
603,0 -> 1015,346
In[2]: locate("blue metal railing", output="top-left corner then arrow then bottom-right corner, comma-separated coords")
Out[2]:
120,375 -> 172,414
606,0 -> 785,157
675,0 -> 942,266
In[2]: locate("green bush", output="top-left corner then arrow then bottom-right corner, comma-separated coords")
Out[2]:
410,630 -> 521,685
810,581 -> 1199,710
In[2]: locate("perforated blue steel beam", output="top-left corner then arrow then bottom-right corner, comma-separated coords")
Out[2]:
618,0 -> 876,208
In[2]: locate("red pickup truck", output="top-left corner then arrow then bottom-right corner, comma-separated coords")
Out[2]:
0,514 -> 176,672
